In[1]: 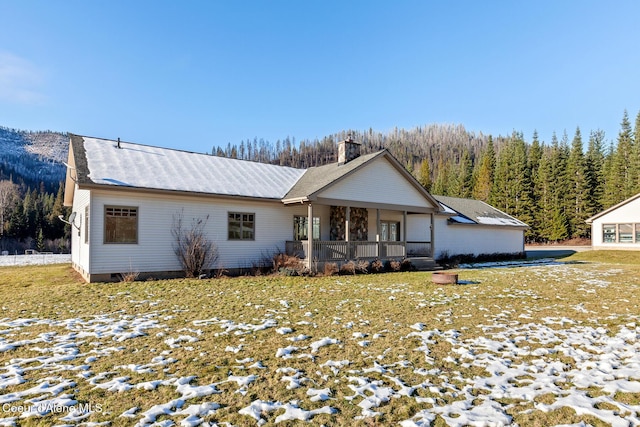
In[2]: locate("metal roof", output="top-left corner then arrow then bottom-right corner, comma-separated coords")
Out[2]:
72,135 -> 306,199
433,195 -> 528,228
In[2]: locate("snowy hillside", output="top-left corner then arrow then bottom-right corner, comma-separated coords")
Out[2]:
0,126 -> 67,189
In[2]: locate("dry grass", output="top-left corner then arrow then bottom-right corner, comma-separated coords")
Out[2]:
0,252 -> 639,425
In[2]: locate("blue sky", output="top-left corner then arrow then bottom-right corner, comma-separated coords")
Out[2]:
1,1 -> 639,153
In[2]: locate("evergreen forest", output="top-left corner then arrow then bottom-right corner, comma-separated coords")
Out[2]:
1,109 -> 640,252
212,109 -> 640,243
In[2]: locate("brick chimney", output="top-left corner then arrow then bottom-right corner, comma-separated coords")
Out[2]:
338,134 -> 361,165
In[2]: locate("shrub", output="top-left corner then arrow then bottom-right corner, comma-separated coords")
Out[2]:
323,262 -> 338,276
339,261 -> 356,275
385,259 -> 401,272
172,211 -> 219,278
272,253 -> 304,274
355,260 -> 370,274
400,258 -> 414,271
279,267 -> 300,276
119,271 -> 139,282
369,259 -> 384,273
435,251 -> 526,269
119,259 -> 139,282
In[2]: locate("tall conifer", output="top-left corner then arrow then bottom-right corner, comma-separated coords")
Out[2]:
566,127 -> 589,237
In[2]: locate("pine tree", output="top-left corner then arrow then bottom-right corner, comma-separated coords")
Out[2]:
36,228 -> 45,252
527,132 -> 543,240
633,110 -> 640,193
458,148 -> 474,198
584,130 -> 605,220
534,149 -> 555,241
48,182 -> 68,240
491,132 -> 534,231
601,142 -> 619,208
432,158 -> 449,196
418,159 -> 432,191
611,110 -> 635,202
0,180 -> 18,238
545,132 -> 570,241
549,208 -> 570,242
472,137 -> 495,201
566,127 -> 589,238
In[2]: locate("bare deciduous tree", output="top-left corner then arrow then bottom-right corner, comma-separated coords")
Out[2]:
171,210 -> 219,278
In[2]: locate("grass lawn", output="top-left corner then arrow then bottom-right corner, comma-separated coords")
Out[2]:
0,251 -> 638,426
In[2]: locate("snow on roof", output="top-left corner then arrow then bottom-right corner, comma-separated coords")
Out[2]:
476,216 -> 527,226
81,136 -> 306,199
433,194 -> 528,228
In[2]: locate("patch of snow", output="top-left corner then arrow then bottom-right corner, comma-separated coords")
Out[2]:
310,337 -> 340,353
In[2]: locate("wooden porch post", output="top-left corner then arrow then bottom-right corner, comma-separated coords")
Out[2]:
345,206 -> 350,242
307,203 -> 314,269
403,210 -> 407,257
376,208 -> 381,258
345,206 -> 350,259
430,212 -> 435,258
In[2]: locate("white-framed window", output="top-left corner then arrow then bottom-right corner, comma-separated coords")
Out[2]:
293,216 -> 320,240
104,206 -> 138,244
603,223 -> 640,243
228,212 -> 255,240
602,224 -> 616,243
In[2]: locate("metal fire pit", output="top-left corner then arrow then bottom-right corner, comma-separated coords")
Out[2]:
432,271 -> 458,285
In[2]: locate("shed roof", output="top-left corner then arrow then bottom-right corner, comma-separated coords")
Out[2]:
69,135 -> 306,199
433,195 -> 528,228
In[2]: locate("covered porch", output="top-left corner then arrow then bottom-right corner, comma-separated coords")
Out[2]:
284,204 -> 435,265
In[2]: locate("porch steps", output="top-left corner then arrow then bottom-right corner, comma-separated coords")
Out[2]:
410,257 -> 442,271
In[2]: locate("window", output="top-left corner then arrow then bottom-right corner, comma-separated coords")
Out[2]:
602,223 -> 640,244
104,206 -> 138,244
602,224 -> 616,243
380,221 -> 401,241
84,205 -> 89,244
294,216 -> 320,240
228,212 -> 255,240
619,224 -> 633,243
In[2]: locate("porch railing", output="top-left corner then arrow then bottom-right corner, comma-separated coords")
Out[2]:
285,240 -> 432,261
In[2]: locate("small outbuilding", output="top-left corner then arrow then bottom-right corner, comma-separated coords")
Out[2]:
586,193 -> 640,250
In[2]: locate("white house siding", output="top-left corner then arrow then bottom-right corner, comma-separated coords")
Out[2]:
433,215 -> 525,259
406,214 -> 431,242
86,189 -> 307,278
590,196 -> 640,250
70,187 -> 91,279
314,204 -> 331,241
317,157 -> 430,208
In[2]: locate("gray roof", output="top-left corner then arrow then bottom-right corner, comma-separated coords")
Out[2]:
68,134 -> 442,211
283,150 -> 387,202
433,195 -> 528,228
70,135 -> 306,199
